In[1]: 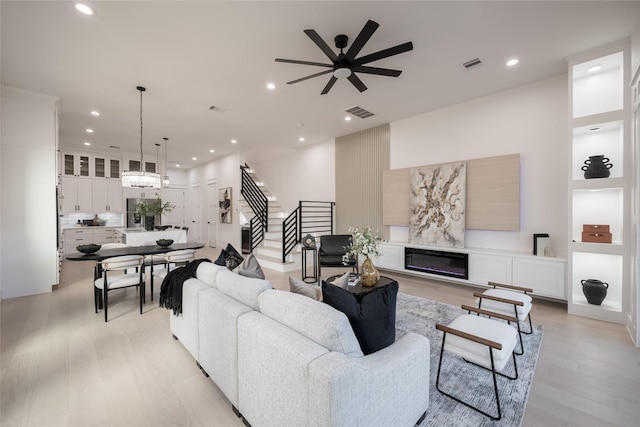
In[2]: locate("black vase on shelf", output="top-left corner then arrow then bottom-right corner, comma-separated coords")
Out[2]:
581,155 -> 612,179
581,279 -> 608,305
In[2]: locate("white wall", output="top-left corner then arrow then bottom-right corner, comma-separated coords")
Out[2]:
248,140 -> 336,212
389,75 -> 569,257
1,86 -> 59,299
188,152 -> 242,249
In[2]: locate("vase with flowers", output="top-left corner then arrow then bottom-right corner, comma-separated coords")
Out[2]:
342,226 -> 385,287
135,197 -> 175,230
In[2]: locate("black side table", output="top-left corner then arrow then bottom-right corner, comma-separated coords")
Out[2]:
301,247 -> 318,283
325,274 -> 397,295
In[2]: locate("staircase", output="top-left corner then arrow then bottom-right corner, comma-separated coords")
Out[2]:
238,165 -> 301,272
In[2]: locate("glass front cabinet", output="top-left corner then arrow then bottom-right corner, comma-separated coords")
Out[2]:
568,41 -> 631,324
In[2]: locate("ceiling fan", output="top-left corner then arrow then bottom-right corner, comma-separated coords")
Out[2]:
275,20 -> 413,95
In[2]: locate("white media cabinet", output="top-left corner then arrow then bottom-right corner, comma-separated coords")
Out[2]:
372,242 -> 566,300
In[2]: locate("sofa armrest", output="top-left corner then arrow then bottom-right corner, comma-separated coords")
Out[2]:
308,332 -> 430,427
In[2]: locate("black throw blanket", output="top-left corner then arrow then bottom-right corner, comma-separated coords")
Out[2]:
159,258 -> 211,315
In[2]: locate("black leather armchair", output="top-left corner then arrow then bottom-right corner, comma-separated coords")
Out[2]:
318,234 -> 358,278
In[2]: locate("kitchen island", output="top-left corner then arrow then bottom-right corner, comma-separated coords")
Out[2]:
121,229 -> 187,246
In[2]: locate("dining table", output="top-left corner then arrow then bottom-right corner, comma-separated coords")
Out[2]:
66,242 -> 206,310
66,242 -> 205,280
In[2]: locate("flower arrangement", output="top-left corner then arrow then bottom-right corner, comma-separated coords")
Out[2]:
342,226 -> 384,265
135,197 -> 175,216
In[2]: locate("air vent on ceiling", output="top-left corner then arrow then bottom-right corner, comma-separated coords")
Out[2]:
345,106 -> 375,119
462,58 -> 482,69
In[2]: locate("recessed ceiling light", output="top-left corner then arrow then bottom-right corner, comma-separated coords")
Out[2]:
86,128 -> 94,133
588,65 -> 602,73
176,164 -> 180,168
75,3 -> 95,16
83,142 -> 91,146
209,149 -> 215,153
90,111 -> 100,116
192,157 -> 197,161
344,116 -> 352,121
506,58 -> 519,67
231,139 -> 237,144
299,137 -> 305,142
266,83 -> 276,90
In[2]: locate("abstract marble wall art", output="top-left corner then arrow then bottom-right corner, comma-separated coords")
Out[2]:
409,162 -> 466,247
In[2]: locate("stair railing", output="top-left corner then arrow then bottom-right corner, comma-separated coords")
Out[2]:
282,201 -> 334,262
249,216 -> 264,253
240,164 -> 269,235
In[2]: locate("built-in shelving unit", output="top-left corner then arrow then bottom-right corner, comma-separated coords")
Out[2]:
568,41 -> 631,324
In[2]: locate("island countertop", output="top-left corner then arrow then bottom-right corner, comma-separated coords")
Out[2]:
121,229 -> 187,246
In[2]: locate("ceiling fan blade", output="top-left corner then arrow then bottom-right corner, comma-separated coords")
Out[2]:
352,41 -> 413,66
304,29 -> 339,62
275,58 -> 333,68
351,65 -> 402,77
287,69 -> 333,85
347,73 -> 368,92
321,76 -> 338,95
343,20 -> 379,62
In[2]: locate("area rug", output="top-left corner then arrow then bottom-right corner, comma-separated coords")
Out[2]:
394,293 -> 543,427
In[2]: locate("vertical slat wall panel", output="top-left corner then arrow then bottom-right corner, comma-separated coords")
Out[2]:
335,124 -> 390,239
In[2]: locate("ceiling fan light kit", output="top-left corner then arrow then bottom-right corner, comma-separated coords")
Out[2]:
275,19 -> 413,94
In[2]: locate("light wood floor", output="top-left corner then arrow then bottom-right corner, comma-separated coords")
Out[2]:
2,246 -> 639,426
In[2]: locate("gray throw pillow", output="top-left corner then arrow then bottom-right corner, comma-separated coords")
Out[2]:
238,253 -> 265,279
330,272 -> 350,289
289,276 -> 321,301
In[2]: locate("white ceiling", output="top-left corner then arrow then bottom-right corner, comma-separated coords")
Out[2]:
2,1 -> 640,170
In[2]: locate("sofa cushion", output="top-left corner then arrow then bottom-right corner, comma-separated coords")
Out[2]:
238,253 -> 265,279
196,262 -> 227,287
321,280 -> 398,355
214,244 -> 244,270
216,269 -> 272,311
330,272 -> 350,289
289,276 -> 321,301
259,290 -> 363,357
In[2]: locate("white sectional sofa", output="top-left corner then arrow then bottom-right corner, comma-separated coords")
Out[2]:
169,262 -> 431,427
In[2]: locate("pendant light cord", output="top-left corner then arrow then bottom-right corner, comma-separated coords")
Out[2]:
137,86 -> 146,170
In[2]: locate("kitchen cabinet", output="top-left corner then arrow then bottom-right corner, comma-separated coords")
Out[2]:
59,176 -> 92,212
94,156 -> 121,179
62,228 -> 122,254
62,152 -> 90,177
567,41 -> 631,324
123,187 -> 159,200
92,179 -> 123,212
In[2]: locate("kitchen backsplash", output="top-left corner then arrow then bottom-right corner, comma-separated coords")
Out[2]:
60,212 -> 124,229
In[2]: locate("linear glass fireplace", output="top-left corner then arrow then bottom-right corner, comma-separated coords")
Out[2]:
404,247 -> 469,280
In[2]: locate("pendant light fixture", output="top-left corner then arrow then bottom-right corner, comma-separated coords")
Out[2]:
121,86 -> 161,189
162,137 -> 170,188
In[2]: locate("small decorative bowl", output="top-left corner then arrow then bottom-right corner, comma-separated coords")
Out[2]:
156,239 -> 174,247
76,244 -> 101,254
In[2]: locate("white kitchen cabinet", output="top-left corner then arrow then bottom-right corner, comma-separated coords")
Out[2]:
63,228 -> 93,253
92,179 -> 123,212
62,152 -> 90,177
59,176 -> 92,213
123,186 -> 159,200
93,156 -> 121,179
